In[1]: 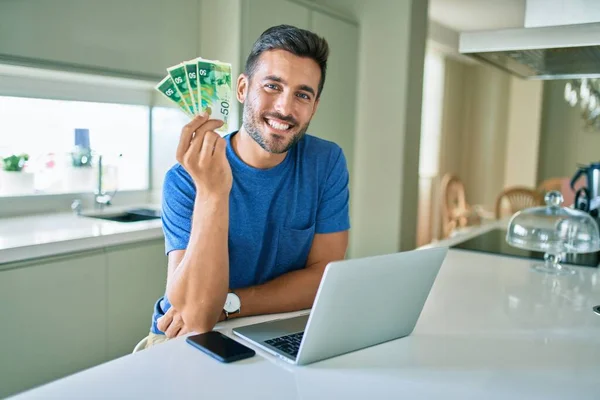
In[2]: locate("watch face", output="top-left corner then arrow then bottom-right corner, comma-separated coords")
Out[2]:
224,293 -> 241,313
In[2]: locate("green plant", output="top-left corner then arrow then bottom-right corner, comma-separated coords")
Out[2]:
2,153 -> 29,172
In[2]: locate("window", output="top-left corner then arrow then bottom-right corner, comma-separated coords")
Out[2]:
0,96 -> 149,196
0,64 -> 157,200
0,63 -> 240,216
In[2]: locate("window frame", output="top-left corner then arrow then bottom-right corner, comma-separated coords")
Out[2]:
0,64 -> 172,218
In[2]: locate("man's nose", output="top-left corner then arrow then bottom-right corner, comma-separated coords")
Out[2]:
273,92 -> 294,117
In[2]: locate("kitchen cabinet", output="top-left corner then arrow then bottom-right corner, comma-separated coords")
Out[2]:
0,0 -> 200,78
106,240 -> 167,359
0,250 -> 108,399
0,239 -> 167,399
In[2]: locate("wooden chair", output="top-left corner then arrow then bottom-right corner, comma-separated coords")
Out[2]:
495,187 -> 543,219
440,174 -> 482,238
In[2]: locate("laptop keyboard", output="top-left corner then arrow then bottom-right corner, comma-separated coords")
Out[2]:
265,332 -> 304,358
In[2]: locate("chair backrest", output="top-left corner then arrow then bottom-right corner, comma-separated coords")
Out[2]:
440,173 -> 468,237
495,186 -> 543,219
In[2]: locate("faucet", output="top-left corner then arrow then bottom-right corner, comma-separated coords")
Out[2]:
94,154 -> 116,209
71,198 -> 82,215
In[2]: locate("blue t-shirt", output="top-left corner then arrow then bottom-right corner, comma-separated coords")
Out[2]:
150,131 -> 350,334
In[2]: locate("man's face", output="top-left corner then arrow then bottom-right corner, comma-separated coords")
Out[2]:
237,49 -> 321,154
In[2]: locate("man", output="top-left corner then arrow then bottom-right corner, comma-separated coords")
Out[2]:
146,24 -> 350,347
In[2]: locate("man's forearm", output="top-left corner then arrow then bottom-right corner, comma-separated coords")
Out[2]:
166,195 -> 229,332
232,263 -> 326,319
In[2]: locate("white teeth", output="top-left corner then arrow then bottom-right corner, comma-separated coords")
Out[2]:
266,119 -> 290,131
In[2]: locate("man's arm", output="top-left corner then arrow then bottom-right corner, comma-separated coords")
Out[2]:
231,230 -> 348,318
163,115 -> 232,334
158,230 -> 348,337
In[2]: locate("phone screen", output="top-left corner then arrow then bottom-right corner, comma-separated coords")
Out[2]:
186,331 -> 255,363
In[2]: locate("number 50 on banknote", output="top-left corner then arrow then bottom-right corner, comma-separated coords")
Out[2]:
156,57 -> 232,134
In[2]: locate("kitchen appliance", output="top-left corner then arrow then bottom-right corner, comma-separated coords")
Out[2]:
504,191 -> 600,275
571,161 -> 600,220
459,0 -> 600,80
452,228 -> 600,268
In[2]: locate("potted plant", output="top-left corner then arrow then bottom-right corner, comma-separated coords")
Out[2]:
2,153 -> 29,172
0,153 -> 35,195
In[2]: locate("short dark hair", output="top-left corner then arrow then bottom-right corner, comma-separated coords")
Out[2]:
244,24 -> 329,99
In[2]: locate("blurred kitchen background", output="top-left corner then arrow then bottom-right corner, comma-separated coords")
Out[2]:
1,0 -> 600,397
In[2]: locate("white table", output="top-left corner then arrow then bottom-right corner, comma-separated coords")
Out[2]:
10,249 -> 600,399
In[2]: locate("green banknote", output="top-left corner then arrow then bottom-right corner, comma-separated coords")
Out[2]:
198,59 -> 232,133
184,60 -> 200,114
197,59 -> 215,114
155,76 -> 193,118
167,63 -> 196,116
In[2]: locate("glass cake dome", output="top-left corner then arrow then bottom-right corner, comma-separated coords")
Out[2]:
506,191 -> 600,275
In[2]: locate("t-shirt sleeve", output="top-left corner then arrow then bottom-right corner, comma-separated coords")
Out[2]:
161,166 -> 195,255
315,146 -> 351,234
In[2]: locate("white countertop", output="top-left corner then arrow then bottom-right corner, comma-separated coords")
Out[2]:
0,204 -> 163,265
10,249 -> 600,399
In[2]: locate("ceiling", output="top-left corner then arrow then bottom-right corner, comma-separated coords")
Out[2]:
309,0 -> 528,33
428,0 -> 526,31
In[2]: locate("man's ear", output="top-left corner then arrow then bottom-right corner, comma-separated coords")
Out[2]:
236,74 -> 248,103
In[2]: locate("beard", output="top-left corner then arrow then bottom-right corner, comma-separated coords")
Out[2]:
242,100 -> 310,154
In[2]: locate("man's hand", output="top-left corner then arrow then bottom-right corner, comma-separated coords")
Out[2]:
157,306 -> 226,338
176,114 -> 232,200
157,307 -> 191,338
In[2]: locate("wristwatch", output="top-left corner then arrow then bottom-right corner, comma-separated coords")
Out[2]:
223,291 -> 241,320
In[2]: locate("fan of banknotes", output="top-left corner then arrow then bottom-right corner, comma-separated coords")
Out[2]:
155,58 -> 233,134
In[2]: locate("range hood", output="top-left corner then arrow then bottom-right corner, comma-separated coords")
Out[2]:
459,0 -> 600,80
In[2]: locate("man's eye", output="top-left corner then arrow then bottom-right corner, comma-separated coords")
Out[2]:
297,93 -> 310,100
265,83 -> 279,90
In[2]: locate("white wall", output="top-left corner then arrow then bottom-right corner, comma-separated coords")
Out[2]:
461,63 -> 511,207
503,78 -> 543,188
350,0 -> 428,256
538,80 -> 600,182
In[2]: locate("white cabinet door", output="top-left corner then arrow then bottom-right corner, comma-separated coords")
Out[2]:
0,0 -> 200,77
106,240 -> 167,359
241,0 -> 310,62
0,251 -> 108,399
309,11 -> 358,182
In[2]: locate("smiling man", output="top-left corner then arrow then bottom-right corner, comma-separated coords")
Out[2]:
146,24 -> 350,347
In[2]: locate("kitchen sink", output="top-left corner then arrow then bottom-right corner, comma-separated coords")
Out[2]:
84,208 -> 161,223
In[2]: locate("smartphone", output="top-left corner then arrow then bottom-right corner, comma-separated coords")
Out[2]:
186,331 -> 256,363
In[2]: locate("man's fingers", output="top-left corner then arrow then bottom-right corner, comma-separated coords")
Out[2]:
195,119 -> 224,139
176,114 -> 209,162
182,119 -> 225,164
156,307 -> 175,332
200,131 -> 221,161
177,325 -> 191,337
213,134 -> 227,157
164,315 -> 184,338
185,128 -> 207,165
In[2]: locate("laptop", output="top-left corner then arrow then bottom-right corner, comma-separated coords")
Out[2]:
233,247 -> 448,365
